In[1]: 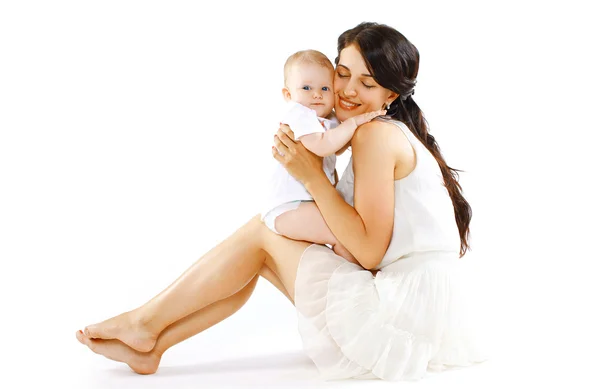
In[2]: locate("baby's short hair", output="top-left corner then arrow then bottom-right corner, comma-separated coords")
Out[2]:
284,50 -> 334,85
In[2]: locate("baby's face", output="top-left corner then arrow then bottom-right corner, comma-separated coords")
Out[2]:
285,63 -> 334,117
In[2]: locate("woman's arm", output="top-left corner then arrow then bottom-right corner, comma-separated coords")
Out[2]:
305,122 -> 396,269
273,121 -> 398,270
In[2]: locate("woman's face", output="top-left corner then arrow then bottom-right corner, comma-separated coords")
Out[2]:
333,44 -> 397,122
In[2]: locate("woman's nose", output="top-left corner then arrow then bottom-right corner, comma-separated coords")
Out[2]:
344,84 -> 357,97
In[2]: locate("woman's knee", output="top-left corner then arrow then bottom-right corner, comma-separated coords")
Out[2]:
241,214 -> 268,242
247,214 -> 263,230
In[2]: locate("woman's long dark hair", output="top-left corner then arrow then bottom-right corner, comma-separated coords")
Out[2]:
336,22 -> 472,257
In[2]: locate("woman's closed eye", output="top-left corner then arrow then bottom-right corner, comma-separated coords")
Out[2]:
336,72 -> 375,89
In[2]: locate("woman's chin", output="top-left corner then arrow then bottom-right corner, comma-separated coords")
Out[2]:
334,103 -> 368,122
333,109 -> 351,122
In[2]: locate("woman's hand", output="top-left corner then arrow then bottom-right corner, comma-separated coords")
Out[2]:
272,124 -> 326,186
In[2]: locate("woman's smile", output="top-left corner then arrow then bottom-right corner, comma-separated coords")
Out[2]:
337,96 -> 361,111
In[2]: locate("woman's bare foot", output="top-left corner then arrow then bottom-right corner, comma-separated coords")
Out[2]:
76,330 -> 161,375
83,310 -> 158,352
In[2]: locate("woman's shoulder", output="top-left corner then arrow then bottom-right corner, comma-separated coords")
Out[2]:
351,119 -> 415,179
351,118 -> 411,153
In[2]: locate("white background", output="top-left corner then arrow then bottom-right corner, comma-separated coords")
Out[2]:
1,1 -> 599,388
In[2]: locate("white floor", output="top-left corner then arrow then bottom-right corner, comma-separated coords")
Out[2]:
71,353 -> 497,389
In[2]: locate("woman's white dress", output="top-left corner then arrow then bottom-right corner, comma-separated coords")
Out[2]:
293,119 -> 487,381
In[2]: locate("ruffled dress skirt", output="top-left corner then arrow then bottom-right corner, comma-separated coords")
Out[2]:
294,244 -> 487,381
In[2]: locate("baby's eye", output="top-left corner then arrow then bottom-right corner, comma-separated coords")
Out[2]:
302,85 -> 311,91
322,86 -> 330,91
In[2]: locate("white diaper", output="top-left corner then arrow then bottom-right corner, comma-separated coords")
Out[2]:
262,201 -> 305,235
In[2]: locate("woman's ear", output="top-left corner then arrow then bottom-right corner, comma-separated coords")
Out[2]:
282,88 -> 292,101
386,91 -> 399,106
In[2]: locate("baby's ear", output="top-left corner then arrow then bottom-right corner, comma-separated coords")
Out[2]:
282,87 -> 291,101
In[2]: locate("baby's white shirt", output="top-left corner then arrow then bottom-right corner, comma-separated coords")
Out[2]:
261,101 -> 339,217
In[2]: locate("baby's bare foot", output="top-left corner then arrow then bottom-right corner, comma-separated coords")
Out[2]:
76,330 -> 160,375
83,310 -> 157,352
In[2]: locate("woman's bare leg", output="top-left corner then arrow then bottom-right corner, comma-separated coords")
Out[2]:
76,264 -> 293,374
82,215 -> 308,352
259,264 -> 294,303
75,275 -> 260,374
275,202 -> 360,265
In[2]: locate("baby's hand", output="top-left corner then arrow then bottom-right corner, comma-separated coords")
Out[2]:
352,109 -> 387,127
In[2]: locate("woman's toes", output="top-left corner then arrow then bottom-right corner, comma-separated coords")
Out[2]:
77,331 -> 98,352
84,324 -> 104,339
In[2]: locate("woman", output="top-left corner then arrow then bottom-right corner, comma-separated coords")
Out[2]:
76,22 -> 485,381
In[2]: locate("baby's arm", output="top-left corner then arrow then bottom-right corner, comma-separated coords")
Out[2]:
299,109 -> 386,157
335,141 -> 351,156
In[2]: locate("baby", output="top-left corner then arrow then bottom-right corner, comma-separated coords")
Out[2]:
261,49 -> 385,263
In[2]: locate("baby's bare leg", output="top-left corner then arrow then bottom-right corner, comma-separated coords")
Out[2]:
274,202 -> 360,265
